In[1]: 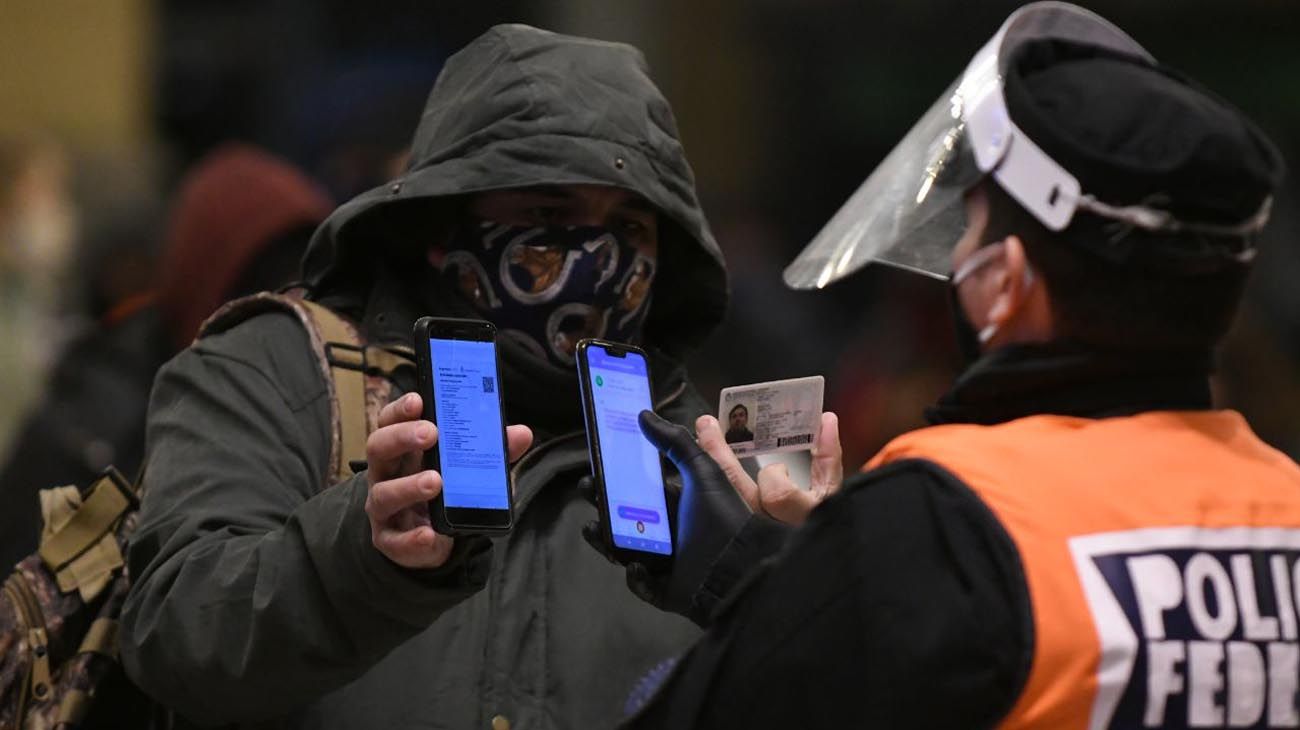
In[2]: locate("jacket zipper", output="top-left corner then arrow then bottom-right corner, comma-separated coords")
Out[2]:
485,378 -> 688,722
5,572 -> 47,651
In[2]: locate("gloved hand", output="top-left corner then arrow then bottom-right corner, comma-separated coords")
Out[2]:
581,410 -> 753,624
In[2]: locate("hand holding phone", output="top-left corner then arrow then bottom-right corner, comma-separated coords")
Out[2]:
364,393 -> 455,568
364,392 -> 533,568
576,339 -> 675,567
577,410 -> 759,625
413,317 -> 516,535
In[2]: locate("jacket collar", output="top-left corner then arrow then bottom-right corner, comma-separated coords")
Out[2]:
925,341 -> 1214,426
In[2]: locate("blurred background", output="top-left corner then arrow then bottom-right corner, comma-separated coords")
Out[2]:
1,0 -> 1298,475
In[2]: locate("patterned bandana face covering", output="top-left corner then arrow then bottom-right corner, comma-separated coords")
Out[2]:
439,221 -> 657,368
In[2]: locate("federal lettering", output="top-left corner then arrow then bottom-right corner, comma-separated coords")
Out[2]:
1267,643 -> 1300,727
1226,641 -> 1266,726
1146,640 -> 1185,726
1188,640 -> 1225,726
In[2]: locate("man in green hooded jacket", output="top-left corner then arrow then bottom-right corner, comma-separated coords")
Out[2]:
120,25 -> 728,729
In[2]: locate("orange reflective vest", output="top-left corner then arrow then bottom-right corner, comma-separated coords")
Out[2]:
867,410 -> 1300,729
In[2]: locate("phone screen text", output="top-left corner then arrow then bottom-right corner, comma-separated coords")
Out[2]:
588,347 -> 671,555
429,337 -> 509,510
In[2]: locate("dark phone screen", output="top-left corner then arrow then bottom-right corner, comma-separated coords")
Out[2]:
586,345 -> 671,555
428,337 -> 509,510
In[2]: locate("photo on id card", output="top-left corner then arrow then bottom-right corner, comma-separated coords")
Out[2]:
718,375 -> 824,458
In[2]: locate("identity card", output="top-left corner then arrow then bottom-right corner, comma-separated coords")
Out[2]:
717,376 -> 824,457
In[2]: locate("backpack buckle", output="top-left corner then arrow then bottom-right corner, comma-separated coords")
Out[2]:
325,342 -> 415,378
324,342 -> 367,372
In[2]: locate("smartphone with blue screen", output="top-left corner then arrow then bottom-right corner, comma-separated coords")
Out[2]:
413,317 -> 513,535
576,339 -> 673,567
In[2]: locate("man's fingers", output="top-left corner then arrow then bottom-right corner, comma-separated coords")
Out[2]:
757,463 -> 820,525
366,420 -> 437,481
506,424 -> 534,464
366,470 -> 441,523
377,392 -> 423,429
810,412 -> 845,497
372,524 -> 454,569
695,415 -> 760,510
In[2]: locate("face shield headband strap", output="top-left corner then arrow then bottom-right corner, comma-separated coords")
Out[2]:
984,117 -> 1272,265
1073,194 -> 1272,262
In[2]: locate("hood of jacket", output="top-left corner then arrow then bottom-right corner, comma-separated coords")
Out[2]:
301,24 -> 728,356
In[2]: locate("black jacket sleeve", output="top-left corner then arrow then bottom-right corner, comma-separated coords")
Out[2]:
626,459 -> 1034,729
119,313 -> 492,725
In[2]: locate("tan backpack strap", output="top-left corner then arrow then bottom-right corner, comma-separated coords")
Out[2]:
364,344 -> 417,379
38,468 -> 136,572
198,292 -> 414,486
57,689 -> 93,725
76,616 -> 120,659
200,293 -> 364,485
297,300 -> 367,484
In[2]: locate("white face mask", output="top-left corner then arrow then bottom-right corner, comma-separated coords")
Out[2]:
951,242 -> 1034,346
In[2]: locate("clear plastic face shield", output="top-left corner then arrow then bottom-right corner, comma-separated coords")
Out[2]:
783,2 -> 1155,289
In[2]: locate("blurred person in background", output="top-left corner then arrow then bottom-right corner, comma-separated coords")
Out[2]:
593,6 -> 1299,728
152,143 -> 332,354
120,25 -> 727,730
0,137 -> 78,449
0,143 -> 330,570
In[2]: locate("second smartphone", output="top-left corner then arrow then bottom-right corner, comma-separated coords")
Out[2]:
412,317 -> 513,535
576,339 -> 673,566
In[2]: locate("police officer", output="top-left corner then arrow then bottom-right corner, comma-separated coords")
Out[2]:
595,4 -> 1300,727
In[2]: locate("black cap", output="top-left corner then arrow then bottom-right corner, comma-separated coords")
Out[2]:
1002,39 -> 1286,269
